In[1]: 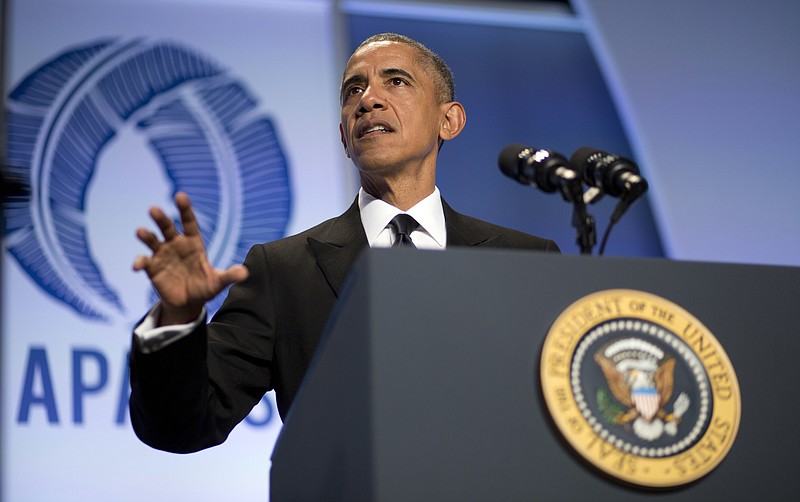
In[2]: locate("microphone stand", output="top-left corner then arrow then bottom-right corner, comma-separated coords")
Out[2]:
572,197 -> 596,255
558,171 -> 596,255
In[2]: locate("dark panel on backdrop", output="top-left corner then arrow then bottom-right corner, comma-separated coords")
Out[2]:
346,16 -> 663,257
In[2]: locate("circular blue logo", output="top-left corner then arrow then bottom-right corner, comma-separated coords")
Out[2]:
4,38 -> 292,321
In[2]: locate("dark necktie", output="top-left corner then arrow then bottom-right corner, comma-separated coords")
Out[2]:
389,214 -> 420,248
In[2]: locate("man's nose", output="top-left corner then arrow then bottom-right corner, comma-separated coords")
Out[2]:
357,85 -> 386,114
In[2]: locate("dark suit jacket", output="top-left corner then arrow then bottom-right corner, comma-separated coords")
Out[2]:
129,199 -> 559,453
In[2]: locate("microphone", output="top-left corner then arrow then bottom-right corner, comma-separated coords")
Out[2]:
570,147 -> 648,198
499,144 -> 597,254
498,144 -> 581,200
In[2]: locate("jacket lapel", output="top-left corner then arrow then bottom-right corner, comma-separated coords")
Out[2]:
308,197 -> 507,296
307,199 -> 367,297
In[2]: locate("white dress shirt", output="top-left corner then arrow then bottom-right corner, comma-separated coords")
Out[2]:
358,186 -> 446,250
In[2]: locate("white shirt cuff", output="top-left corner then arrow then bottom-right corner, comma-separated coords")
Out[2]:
133,303 -> 206,354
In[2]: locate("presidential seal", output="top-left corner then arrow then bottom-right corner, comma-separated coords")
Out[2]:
540,289 -> 740,488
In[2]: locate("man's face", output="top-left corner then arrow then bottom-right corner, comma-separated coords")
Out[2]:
339,41 -> 448,177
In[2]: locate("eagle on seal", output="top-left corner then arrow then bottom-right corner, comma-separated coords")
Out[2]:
594,351 -> 689,440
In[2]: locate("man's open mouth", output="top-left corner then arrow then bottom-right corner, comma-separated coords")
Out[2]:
357,123 -> 394,139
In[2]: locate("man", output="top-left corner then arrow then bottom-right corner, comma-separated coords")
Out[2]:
129,33 -> 559,453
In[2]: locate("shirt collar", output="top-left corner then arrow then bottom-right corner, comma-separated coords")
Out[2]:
358,187 -> 446,248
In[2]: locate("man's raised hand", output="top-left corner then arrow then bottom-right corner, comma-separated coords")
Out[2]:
132,192 -> 249,326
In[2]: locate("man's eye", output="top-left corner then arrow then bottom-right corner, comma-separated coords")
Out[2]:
345,86 -> 363,98
390,78 -> 406,86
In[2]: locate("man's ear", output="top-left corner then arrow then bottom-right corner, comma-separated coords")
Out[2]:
439,102 -> 466,142
339,123 -> 351,158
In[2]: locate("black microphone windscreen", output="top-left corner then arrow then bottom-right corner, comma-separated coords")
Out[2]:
498,144 -> 529,179
569,146 -> 599,170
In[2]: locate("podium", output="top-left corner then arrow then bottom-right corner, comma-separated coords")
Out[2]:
270,249 -> 799,501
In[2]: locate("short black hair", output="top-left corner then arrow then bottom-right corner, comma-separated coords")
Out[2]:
342,33 -> 456,104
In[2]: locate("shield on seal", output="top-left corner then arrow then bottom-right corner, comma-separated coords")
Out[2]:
632,387 -> 660,421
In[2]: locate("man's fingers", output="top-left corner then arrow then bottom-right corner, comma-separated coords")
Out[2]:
132,255 -> 149,272
150,205 -> 179,241
143,193 -> 201,244
220,264 -> 249,286
136,228 -> 161,252
175,192 -> 201,237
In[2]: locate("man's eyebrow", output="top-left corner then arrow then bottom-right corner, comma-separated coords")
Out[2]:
380,68 -> 415,82
342,68 -> 414,89
340,68 -> 417,102
341,74 -> 366,93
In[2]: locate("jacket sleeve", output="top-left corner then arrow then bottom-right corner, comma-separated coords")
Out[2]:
128,245 -> 276,453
